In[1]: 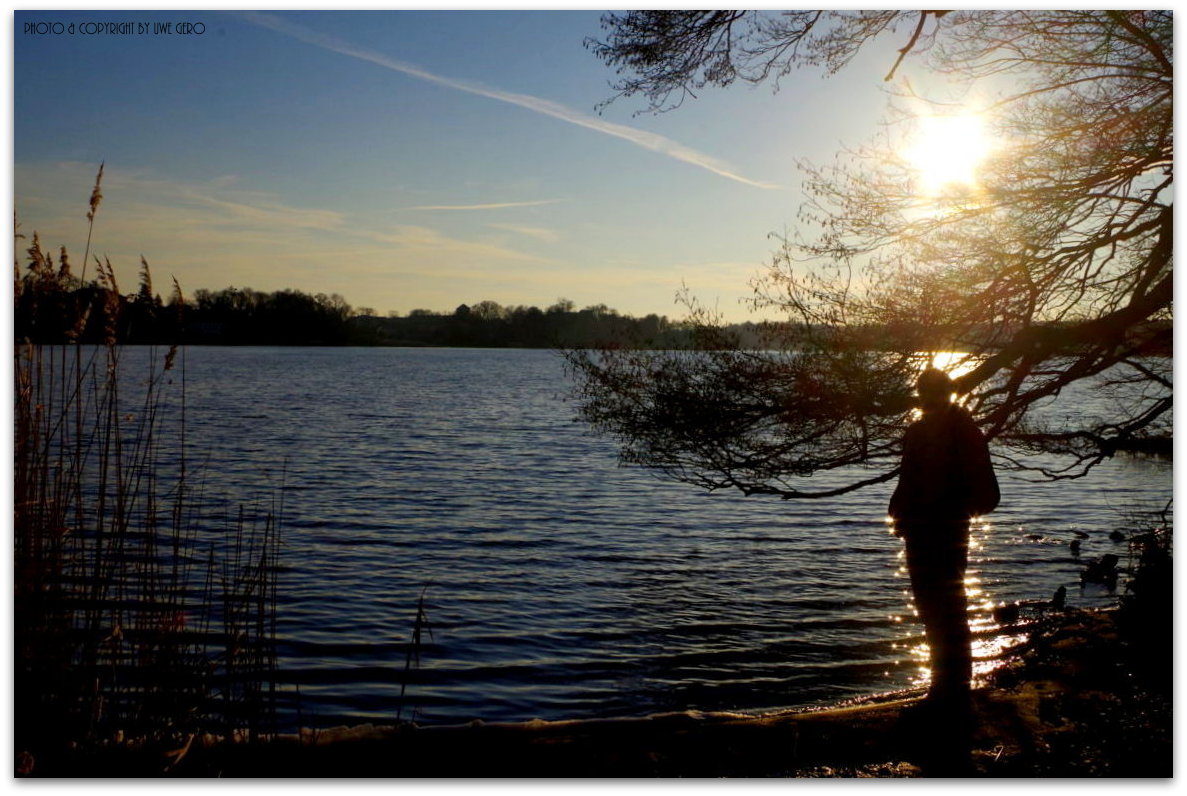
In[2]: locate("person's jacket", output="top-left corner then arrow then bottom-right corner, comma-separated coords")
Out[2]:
888,403 -> 999,528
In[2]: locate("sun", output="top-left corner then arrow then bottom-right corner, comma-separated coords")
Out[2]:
904,112 -> 993,196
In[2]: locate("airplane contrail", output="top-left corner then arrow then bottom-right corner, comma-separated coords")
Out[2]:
235,11 -> 780,190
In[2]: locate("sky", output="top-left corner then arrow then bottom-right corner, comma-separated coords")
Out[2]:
14,9 -> 911,322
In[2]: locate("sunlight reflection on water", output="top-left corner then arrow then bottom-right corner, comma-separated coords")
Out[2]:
929,350 -> 980,380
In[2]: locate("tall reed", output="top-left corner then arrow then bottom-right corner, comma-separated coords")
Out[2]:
396,586 -> 433,724
14,166 -> 280,771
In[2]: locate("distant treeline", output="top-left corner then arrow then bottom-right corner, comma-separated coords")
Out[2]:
14,268 -> 694,348
16,265 -> 1170,354
352,299 -> 690,348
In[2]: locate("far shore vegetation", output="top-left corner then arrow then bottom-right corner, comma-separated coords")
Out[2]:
14,276 -> 1173,354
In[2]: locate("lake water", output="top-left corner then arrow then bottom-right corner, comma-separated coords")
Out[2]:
149,347 -> 1170,729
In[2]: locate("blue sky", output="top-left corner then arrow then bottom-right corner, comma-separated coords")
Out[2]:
15,10 -> 905,321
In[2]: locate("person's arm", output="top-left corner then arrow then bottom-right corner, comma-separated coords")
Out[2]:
887,425 -> 917,525
958,417 -> 999,516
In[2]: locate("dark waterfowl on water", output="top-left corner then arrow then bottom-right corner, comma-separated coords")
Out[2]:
1081,554 -> 1120,587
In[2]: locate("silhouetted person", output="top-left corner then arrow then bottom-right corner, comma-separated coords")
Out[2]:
889,368 -> 998,772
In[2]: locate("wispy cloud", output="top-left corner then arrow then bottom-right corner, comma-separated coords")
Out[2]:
368,224 -> 557,265
180,190 -> 345,231
15,161 -> 561,305
15,161 -> 346,243
235,11 -> 780,190
408,199 -> 562,211
486,222 -> 561,242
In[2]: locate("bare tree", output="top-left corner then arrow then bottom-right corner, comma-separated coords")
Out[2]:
568,10 -> 1171,499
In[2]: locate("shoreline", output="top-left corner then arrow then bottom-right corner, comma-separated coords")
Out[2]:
23,607 -> 1171,778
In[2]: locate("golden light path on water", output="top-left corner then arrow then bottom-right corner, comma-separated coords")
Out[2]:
884,518 -> 1030,691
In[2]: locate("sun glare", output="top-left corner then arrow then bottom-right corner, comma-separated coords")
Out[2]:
905,112 -> 993,196
929,351 -> 979,380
